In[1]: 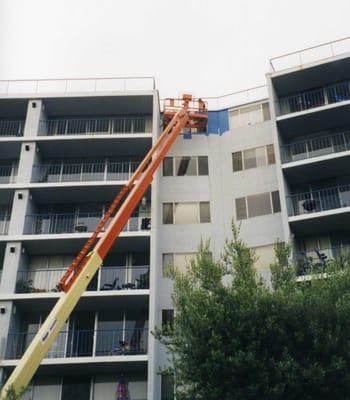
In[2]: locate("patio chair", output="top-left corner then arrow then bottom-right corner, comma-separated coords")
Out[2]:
101,277 -> 119,290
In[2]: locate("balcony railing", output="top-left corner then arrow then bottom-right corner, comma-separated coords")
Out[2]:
279,80 -> 350,115
24,213 -> 150,234
32,161 -> 139,183
39,116 -> 152,136
15,265 -> 150,293
0,120 -> 24,137
0,215 -> 10,235
0,165 -> 17,183
287,184 -> 350,216
281,130 -> 350,163
295,244 -> 350,276
5,328 -> 148,359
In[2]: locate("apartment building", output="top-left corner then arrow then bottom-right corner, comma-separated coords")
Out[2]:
0,38 -> 350,399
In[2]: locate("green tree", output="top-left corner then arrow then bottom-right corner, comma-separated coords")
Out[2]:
155,223 -> 350,400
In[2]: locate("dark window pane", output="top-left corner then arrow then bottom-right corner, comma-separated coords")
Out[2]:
161,374 -> 174,400
235,197 -> 247,220
262,102 -> 271,121
199,202 -> 211,223
163,203 -> 174,224
232,152 -> 243,172
198,156 -> 209,175
163,157 -> 173,176
175,157 -> 197,176
162,309 -> 174,327
62,377 -> 90,400
272,191 -> 281,213
267,144 -> 276,165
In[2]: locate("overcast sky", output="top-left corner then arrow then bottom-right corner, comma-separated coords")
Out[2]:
1,0 -> 350,99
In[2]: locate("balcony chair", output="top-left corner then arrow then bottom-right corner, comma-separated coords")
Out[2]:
101,277 -> 120,290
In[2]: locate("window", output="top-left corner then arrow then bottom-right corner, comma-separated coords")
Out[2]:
236,191 -> 281,220
232,144 -> 275,172
247,193 -> 272,218
163,203 -> 174,224
230,102 -> 271,128
162,309 -> 174,327
271,190 -> 281,213
235,197 -> 248,220
266,144 -> 276,164
62,377 -> 91,400
163,157 -> 173,176
163,156 -> 209,176
174,202 -> 198,224
162,202 -> 211,224
161,374 -> 174,400
162,252 -> 196,276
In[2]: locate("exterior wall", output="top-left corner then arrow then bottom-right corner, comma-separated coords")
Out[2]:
150,110 -> 284,398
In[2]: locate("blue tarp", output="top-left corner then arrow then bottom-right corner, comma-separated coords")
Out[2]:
207,110 -> 229,135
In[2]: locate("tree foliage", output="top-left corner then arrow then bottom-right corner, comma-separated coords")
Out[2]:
155,223 -> 350,400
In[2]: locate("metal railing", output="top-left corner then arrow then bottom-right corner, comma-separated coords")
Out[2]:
0,165 -> 17,183
281,130 -> 350,163
32,161 -> 139,183
5,328 -> 148,359
24,213 -> 149,234
287,184 -> 350,216
0,215 -> 10,235
39,116 -> 152,136
193,85 -> 268,111
270,36 -> 350,72
0,120 -> 24,137
15,265 -> 150,293
294,244 -> 350,276
279,80 -> 350,115
0,76 -> 156,95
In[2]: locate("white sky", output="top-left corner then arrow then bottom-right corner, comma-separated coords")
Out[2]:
1,0 -> 350,99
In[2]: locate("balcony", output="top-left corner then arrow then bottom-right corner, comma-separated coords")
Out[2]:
0,164 -> 17,184
0,214 -> 10,235
15,265 -> 150,293
24,214 -> 150,235
287,184 -> 350,217
279,80 -> 350,116
281,130 -> 350,163
32,161 -> 139,183
0,120 -> 24,137
5,328 -> 148,360
294,244 -> 350,276
39,116 -> 152,136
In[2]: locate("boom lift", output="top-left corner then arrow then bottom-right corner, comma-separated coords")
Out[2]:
0,94 -> 208,399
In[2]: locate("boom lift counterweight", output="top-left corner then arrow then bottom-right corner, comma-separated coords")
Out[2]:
0,94 -> 207,399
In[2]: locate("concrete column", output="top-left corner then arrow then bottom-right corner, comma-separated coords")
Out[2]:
0,301 -> 16,359
8,190 -> 33,236
266,75 -> 291,242
0,242 -> 25,294
23,99 -> 46,138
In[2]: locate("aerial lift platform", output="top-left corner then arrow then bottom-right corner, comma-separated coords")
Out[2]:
0,94 -> 208,399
